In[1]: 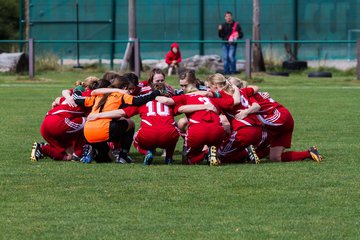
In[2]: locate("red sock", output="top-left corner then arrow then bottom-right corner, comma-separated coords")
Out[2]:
42,145 -> 67,160
257,147 -> 270,159
281,150 -> 310,162
132,141 -> 147,155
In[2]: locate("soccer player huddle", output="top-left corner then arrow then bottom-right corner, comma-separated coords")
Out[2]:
30,68 -> 323,165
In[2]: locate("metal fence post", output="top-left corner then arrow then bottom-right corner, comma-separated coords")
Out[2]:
245,38 -> 252,79
73,0 -> 83,68
357,39 -> 360,80
134,38 -> 140,78
29,38 -> 35,78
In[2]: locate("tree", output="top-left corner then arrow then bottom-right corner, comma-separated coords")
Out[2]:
252,0 -> 265,72
0,0 -> 19,40
0,0 -> 19,52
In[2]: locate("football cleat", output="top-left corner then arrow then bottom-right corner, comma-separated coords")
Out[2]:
144,150 -> 153,165
115,157 -> 127,164
115,151 -> 133,164
203,153 -> 209,164
112,149 -> 121,163
208,145 -> 220,166
30,142 -> 44,162
246,145 -> 260,164
71,154 -> 80,162
309,146 -> 323,163
80,144 -> 93,163
125,154 -> 133,163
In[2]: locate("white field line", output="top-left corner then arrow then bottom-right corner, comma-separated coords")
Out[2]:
262,86 -> 360,90
0,84 -> 61,88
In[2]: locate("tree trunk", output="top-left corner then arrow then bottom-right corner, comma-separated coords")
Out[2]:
121,0 -> 142,74
252,0 -> 266,72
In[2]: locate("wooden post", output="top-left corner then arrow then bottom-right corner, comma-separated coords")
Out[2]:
252,0 -> 265,72
134,38 -> 140,78
24,0 -> 29,51
245,38 -> 252,79
121,0 -> 136,71
28,38 -> 35,78
357,39 -> 360,80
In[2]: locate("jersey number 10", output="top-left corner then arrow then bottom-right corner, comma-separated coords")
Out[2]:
146,101 -> 170,116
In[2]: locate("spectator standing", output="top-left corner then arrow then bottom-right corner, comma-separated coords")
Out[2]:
218,11 -> 243,74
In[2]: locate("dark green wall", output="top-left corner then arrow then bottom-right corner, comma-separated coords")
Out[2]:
26,0 -> 360,60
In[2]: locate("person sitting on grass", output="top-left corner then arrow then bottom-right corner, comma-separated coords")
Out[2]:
165,42 -> 182,76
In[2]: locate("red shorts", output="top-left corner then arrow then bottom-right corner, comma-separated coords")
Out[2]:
133,126 -> 180,154
40,115 -> 85,160
185,123 -> 227,164
219,126 -> 263,162
266,110 -> 294,148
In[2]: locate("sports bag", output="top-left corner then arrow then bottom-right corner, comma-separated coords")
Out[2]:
228,22 -> 239,43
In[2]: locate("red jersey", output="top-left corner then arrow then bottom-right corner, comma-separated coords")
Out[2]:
165,42 -> 182,65
69,88 -> 92,114
47,97 -> 85,118
172,93 -> 234,125
123,100 -> 176,128
81,88 -> 93,97
251,92 -> 283,115
251,92 -> 291,127
69,87 -> 92,97
220,88 -> 262,129
43,97 -> 85,141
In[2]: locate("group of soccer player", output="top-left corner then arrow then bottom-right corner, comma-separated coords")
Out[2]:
30,68 -> 323,165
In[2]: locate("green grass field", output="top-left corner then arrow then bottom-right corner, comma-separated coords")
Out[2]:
1,70 -> 360,239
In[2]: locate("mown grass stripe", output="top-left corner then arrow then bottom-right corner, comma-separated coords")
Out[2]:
1,83 -> 360,90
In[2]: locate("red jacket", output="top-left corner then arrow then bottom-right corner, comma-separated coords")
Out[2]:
165,42 -> 182,65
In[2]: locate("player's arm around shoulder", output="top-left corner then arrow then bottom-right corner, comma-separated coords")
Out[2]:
178,103 -> 217,114
156,96 -> 175,106
91,88 -> 128,96
87,109 -> 126,121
